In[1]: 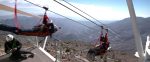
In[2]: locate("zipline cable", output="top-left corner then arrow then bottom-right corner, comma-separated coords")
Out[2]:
24,0 -> 100,41
62,0 -> 103,25
53,0 -> 101,27
62,0 -> 121,37
24,0 -> 98,31
54,0 -> 123,41
24,0 -> 123,42
24,0 -> 123,43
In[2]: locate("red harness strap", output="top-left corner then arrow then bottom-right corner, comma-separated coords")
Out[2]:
94,30 -> 109,53
43,12 -> 49,25
105,32 -> 109,43
104,32 -> 109,49
100,31 -> 104,45
94,30 -> 103,47
35,11 -> 50,27
14,0 -> 20,29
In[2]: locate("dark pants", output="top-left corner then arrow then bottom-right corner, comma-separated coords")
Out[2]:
10,49 -> 33,60
87,45 -> 107,61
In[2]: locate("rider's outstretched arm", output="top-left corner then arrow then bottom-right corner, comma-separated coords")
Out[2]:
0,24 -> 19,34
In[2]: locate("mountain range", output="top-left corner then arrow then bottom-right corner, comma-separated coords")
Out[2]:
0,16 -> 150,52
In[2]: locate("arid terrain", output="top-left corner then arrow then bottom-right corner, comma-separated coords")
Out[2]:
0,39 -> 138,62
46,40 -> 138,62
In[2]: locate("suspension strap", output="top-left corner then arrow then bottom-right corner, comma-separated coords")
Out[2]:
40,10 -> 49,36
14,0 -> 20,29
99,30 -> 104,45
35,10 -> 50,26
42,7 -> 52,25
105,32 -> 109,43
94,30 -> 103,47
43,11 -> 48,25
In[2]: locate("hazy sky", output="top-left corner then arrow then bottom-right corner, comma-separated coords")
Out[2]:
0,0 -> 150,21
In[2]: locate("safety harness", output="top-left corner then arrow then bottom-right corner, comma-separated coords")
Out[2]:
14,0 -> 20,30
95,26 -> 109,53
13,1 -> 55,36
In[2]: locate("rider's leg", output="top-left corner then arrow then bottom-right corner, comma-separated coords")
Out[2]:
10,50 -> 26,60
19,50 -> 34,58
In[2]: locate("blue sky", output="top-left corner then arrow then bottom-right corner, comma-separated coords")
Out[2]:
0,0 -> 150,21
66,0 -> 150,19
